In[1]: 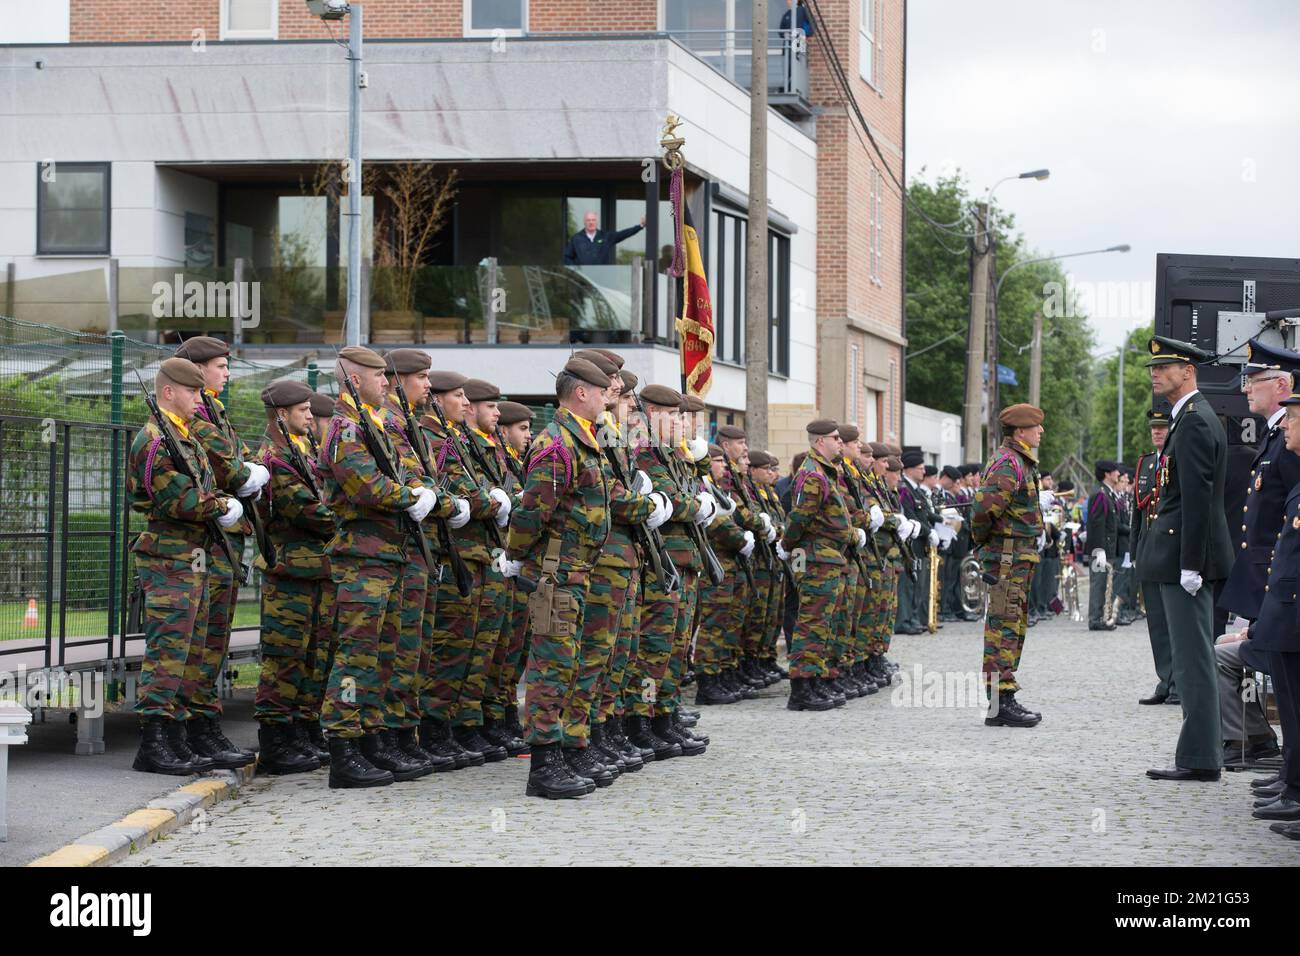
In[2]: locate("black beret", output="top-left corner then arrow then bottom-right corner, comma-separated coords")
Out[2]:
261,378 -> 315,408
310,392 -> 337,418
961,463 -> 982,475
717,424 -> 746,441
497,400 -> 533,426
806,418 -> 839,436
428,370 -> 469,393
384,348 -> 432,374
640,384 -> 683,408
838,424 -> 860,442
901,450 -> 925,468
338,345 -> 387,369
923,464 -> 938,477
563,357 -> 611,389
173,335 -> 230,364
463,378 -> 501,402
941,465 -> 961,480
157,357 -> 206,389
1057,479 -> 1075,492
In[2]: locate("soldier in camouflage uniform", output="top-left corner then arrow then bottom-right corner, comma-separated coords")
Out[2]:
129,357 -> 244,775
782,420 -> 860,711
835,428 -> 886,696
871,446 -> 910,669
502,358 -> 612,799
845,440 -> 896,690
253,379 -> 336,775
318,346 -> 442,787
748,451 -> 792,680
971,403 -> 1046,728
419,371 -> 507,765
171,336 -> 267,769
309,391 -> 335,452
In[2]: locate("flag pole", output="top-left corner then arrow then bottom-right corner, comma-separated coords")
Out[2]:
660,115 -> 688,394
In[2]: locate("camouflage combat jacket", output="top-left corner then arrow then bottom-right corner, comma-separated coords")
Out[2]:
971,437 -> 1043,548
129,414 -> 229,561
781,449 -> 855,566
257,429 -> 335,580
419,413 -> 498,565
191,391 -> 253,538
633,442 -> 705,573
594,414 -> 655,570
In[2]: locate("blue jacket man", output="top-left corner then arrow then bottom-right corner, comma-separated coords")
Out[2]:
563,212 -> 645,266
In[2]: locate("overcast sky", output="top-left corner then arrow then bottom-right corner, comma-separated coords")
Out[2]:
904,0 -> 1300,355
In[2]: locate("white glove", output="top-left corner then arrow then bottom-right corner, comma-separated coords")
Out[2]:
217,497 -> 244,529
645,491 -> 672,531
693,491 -> 718,525
855,527 -> 867,548
495,553 -> 522,579
1121,552 -> 1133,569
907,520 -> 922,541
740,530 -> 756,558
448,497 -> 471,529
869,504 -> 885,533
685,436 -> 709,461
1180,569 -> 1203,596
237,461 -> 270,497
632,470 -> 653,495
758,512 -> 773,535
713,485 -> 737,515
928,528 -> 940,547
776,542 -> 790,561
405,486 -> 436,522
1091,548 -> 1108,573
489,487 -> 512,527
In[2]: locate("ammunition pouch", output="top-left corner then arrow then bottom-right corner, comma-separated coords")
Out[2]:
526,537 -> 577,638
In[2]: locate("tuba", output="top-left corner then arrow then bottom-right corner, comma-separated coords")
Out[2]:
927,544 -> 940,633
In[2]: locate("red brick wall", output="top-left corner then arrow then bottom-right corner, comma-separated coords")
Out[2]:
529,0 -> 656,33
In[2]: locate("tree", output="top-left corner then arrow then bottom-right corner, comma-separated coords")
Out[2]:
904,172 -> 1095,468
1088,323 -> 1156,468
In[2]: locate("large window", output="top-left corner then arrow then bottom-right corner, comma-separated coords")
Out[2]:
465,0 -> 527,35
869,167 -> 884,285
769,231 -> 790,376
859,0 -> 881,89
37,162 -> 110,255
221,0 -> 277,39
708,203 -> 791,371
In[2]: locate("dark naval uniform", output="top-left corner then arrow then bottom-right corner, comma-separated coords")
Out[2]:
1133,416 -> 1176,702
1085,473 -> 1119,629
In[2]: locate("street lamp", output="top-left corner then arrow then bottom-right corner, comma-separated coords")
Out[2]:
306,0 -> 364,346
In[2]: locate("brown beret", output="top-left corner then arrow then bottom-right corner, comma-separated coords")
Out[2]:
173,335 -> 230,364
463,378 -> 501,402
684,394 -> 706,413
717,424 -> 746,441
640,383 -> 683,408
749,450 -> 775,468
572,351 -> 619,378
886,456 -> 903,471
619,369 -> 639,392
867,441 -> 888,458
261,378 -> 315,408
594,348 -> 625,369
385,348 -> 432,374
428,370 -> 469,393
497,400 -> 533,426
838,424 -> 860,442
563,357 -> 611,389
310,392 -> 336,418
999,403 -> 1044,428
806,418 -> 839,436
886,444 -> 902,457
338,345 -> 387,369
707,443 -> 725,459
157,357 -> 206,389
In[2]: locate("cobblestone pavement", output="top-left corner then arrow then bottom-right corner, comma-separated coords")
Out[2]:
120,615 -> 1298,866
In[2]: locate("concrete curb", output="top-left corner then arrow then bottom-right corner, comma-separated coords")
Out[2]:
27,765 -> 256,867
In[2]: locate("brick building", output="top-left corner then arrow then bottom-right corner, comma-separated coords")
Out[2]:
0,0 -> 905,458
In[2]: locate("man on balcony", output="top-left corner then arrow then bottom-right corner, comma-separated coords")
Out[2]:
563,211 -> 645,266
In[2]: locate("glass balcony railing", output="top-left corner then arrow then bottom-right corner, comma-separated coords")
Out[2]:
0,260 -> 660,348
669,29 -> 811,111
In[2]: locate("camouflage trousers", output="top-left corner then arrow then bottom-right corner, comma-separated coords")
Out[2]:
742,564 -> 778,660
830,558 -> 862,675
563,561 -> 633,747
384,551 -> 432,730
626,567 -> 697,717
483,583 -> 528,722
599,566 -> 642,722
870,565 -> 902,656
789,561 -> 847,679
522,570 -> 590,746
255,575 -> 332,724
980,545 -> 1037,692
182,537 -> 244,719
694,554 -> 740,676
660,568 -> 701,716
426,558 -> 499,727
321,557 -> 402,738
135,557 -> 209,720
858,562 -> 887,658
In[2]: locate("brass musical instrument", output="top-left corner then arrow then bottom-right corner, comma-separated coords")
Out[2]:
1102,562 -> 1117,627
927,544 -> 940,633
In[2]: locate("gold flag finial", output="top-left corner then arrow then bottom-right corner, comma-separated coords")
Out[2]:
661,114 -> 685,171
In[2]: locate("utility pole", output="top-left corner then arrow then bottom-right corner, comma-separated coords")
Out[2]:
1117,343 -> 1126,462
1028,309 -> 1043,407
344,3 -> 364,346
744,0 -> 770,444
963,202 -> 991,461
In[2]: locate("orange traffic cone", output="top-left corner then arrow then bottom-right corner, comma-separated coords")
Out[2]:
22,598 -> 38,629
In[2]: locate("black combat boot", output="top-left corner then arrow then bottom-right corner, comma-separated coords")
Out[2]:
525,743 -> 589,799
737,661 -> 766,689
290,720 -> 329,764
256,723 -> 319,775
503,703 -> 527,741
652,714 -> 706,755
788,677 -> 835,712
360,730 -> 432,781
694,672 -> 736,706
481,715 -> 530,757
399,725 -> 454,773
166,719 -> 216,772
672,711 -> 709,746
740,657 -> 768,687
328,736 -> 393,789
625,714 -> 680,760
188,715 -> 256,769
833,669 -> 860,700
453,725 -> 508,763
819,676 -> 846,707
728,666 -> 760,699
1008,692 -> 1041,721
678,706 -> 702,726
597,720 -> 642,772
132,717 -> 199,775
984,691 -> 1041,728
766,658 -> 789,680
303,721 -> 331,764
588,724 -> 626,774
563,746 -> 613,788
615,715 -> 657,762
431,718 -> 484,767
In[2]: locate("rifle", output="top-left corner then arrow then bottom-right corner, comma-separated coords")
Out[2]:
134,369 -> 246,585
701,472 -> 756,590
887,479 -> 921,584
496,425 -> 526,489
632,392 -> 725,586
272,416 -> 320,501
841,462 -> 883,576
199,390 -> 277,569
391,375 -> 473,597
598,414 -> 679,593
334,353 -> 436,570
426,398 -> 506,553
722,458 -> 782,574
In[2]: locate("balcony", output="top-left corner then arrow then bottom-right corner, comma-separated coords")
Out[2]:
669,29 -> 813,119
